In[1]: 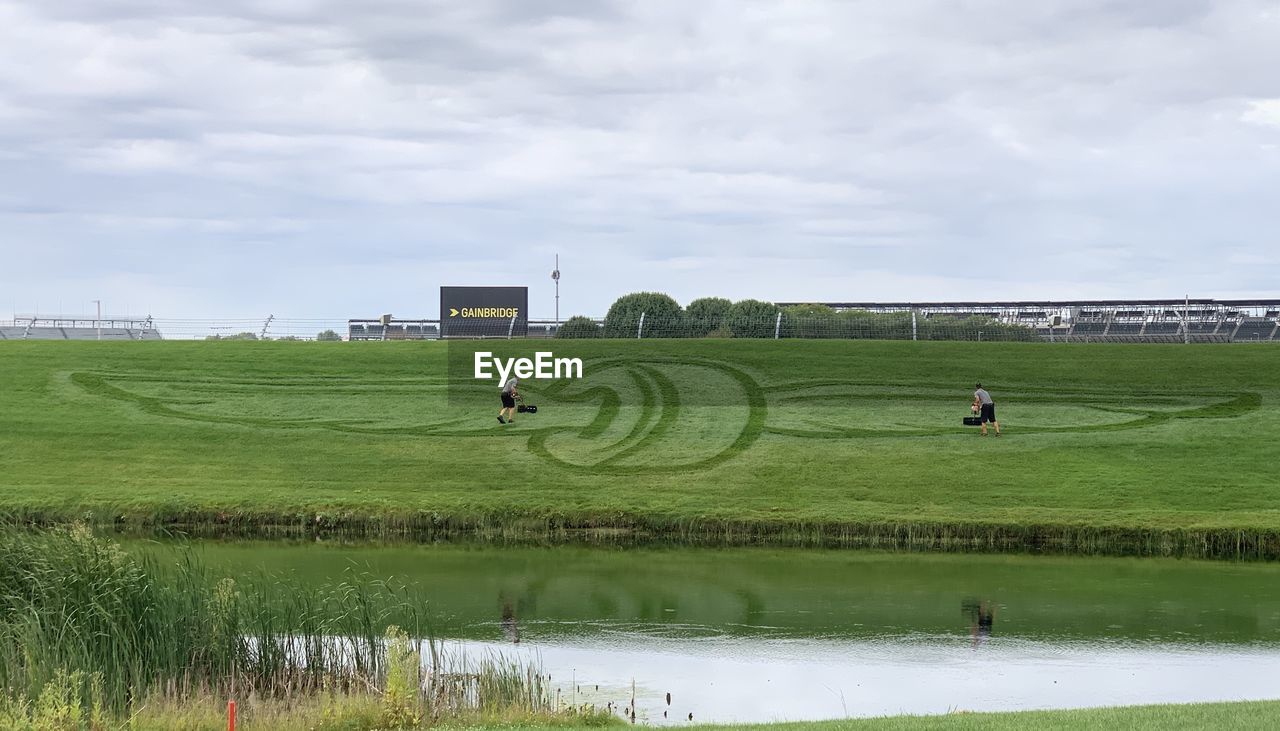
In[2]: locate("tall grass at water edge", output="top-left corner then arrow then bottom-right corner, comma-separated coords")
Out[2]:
0,527 -> 577,729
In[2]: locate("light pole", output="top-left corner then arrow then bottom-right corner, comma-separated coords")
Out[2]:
551,254 -> 561,328
92,300 -> 101,341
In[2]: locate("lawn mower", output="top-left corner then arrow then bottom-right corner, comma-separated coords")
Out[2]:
516,394 -> 537,414
962,404 -> 982,426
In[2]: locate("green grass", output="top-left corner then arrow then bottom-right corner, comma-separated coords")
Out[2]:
475,699 -> 1280,730
18,697 -> 1274,730
2,339 -> 1280,555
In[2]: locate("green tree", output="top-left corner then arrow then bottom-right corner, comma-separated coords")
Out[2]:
603,292 -> 684,338
839,309 -> 913,340
727,299 -> 778,338
780,304 -> 839,338
684,297 -> 732,337
554,316 -> 602,338
919,315 -> 1038,342
315,330 -> 342,341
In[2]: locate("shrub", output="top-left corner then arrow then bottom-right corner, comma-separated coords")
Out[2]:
315,330 -> 342,341
839,309 -> 913,340
684,297 -> 732,337
554,316 -> 602,339
727,299 -> 778,338
603,292 -> 684,338
780,304 -> 839,338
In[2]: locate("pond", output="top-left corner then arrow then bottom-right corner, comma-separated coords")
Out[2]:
132,540 -> 1280,724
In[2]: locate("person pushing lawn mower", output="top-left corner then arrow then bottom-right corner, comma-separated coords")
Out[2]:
498,376 -> 519,424
971,383 -> 1001,437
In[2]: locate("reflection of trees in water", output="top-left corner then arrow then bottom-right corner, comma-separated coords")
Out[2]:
962,598 -> 995,648
736,588 -> 766,626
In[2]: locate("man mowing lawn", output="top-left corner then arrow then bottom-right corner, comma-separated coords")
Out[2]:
498,376 -> 519,424
973,382 -> 1001,437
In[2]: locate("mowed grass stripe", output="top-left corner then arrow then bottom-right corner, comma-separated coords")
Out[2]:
2,339 -> 1279,555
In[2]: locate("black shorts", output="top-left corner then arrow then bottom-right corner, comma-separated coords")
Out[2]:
980,403 -> 996,423
501,393 -> 516,408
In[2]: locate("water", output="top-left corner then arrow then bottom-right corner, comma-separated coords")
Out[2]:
133,541 -> 1280,723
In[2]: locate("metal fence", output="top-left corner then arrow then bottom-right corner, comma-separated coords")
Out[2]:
3,312 -> 1278,342
408,312 -> 1277,343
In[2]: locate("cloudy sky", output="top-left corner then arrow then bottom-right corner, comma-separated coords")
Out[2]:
2,0 -> 1278,320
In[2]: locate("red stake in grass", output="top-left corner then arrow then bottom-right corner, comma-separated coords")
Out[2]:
227,699 -> 236,731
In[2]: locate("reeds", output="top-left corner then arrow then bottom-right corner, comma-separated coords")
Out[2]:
0,527 -> 573,728
7,507 -> 1277,560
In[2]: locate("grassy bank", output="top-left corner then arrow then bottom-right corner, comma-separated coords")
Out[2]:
9,696 -> 1277,729
2,340 -> 1279,556
506,699 -> 1280,730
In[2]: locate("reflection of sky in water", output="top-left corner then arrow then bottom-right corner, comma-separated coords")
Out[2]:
147,540 -> 1280,721
445,635 -> 1280,724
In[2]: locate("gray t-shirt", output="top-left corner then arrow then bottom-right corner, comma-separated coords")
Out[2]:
501,378 -> 518,395
974,388 -> 993,405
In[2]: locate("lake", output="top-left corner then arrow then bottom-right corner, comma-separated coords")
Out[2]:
131,540 -> 1280,724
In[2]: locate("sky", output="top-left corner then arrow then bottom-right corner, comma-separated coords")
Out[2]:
1,0 -> 1278,320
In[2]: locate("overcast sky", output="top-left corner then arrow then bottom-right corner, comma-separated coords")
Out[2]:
2,0 -> 1278,319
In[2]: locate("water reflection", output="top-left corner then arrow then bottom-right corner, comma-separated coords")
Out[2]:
139,541 -> 1280,645
457,636 -> 1280,724
125,542 -> 1280,723
963,598 -> 995,647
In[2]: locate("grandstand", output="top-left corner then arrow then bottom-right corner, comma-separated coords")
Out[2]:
347,318 -> 559,340
337,299 -> 1278,343
776,299 -> 1280,342
6,300 -> 1275,343
0,315 -> 162,340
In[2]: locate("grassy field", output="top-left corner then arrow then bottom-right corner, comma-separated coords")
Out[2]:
492,699 -> 1280,731
12,697 -> 1277,730
2,339 -> 1279,555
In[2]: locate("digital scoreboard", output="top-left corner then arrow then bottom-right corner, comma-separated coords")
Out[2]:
440,286 -> 529,337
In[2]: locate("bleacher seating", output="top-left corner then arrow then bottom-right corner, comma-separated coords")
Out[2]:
1071,323 -> 1108,334
1108,323 -> 1143,334
1234,319 -> 1277,341
1144,323 -> 1181,335
0,326 -> 161,340
345,321 -> 440,340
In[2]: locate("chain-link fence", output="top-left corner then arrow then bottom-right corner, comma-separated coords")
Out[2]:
357,312 -> 1276,343
4,312 -> 1278,342
1,316 -> 347,341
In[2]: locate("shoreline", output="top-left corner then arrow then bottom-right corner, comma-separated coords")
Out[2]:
5,508 -> 1279,559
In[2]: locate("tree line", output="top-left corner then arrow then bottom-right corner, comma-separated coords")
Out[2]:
556,292 -> 1039,341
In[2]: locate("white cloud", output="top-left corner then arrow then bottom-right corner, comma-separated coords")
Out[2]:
1,0 -> 1279,318
1242,99 -> 1280,128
